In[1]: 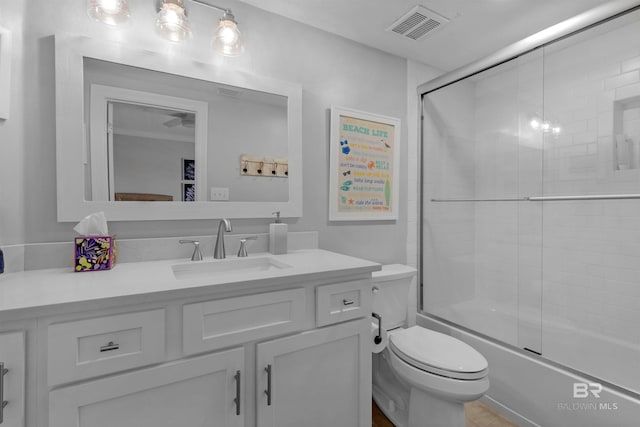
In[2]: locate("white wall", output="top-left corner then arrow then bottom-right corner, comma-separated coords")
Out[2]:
113,135 -> 195,201
0,1 -> 26,245
0,0 -> 410,264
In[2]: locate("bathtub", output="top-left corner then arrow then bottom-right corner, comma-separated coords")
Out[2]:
417,306 -> 640,427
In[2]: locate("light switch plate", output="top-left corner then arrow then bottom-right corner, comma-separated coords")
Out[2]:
210,187 -> 229,201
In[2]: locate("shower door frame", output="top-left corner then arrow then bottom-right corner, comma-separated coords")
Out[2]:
417,0 -> 640,387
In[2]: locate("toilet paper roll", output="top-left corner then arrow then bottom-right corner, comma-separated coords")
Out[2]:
371,322 -> 388,353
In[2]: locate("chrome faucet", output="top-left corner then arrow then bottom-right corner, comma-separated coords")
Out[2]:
214,219 -> 232,259
179,239 -> 203,261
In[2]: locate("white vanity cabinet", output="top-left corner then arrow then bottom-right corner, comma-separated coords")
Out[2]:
0,331 -> 26,427
43,282 -> 371,427
0,250 -> 378,427
256,318 -> 370,427
49,348 -> 244,427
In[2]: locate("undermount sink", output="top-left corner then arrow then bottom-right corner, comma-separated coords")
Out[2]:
172,256 -> 293,280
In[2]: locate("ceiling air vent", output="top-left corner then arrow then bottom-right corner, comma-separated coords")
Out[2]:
387,5 -> 449,41
217,86 -> 242,98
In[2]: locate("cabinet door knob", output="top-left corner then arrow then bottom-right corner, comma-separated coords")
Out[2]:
0,362 -> 8,424
342,299 -> 355,306
264,364 -> 272,406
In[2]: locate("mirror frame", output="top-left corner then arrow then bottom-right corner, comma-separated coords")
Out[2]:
55,35 -> 303,221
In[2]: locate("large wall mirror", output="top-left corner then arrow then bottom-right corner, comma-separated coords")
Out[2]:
55,35 -> 302,221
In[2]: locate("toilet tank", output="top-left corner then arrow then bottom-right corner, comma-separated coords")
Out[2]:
372,264 -> 417,330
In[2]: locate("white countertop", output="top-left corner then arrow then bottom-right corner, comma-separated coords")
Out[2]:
0,249 -> 380,316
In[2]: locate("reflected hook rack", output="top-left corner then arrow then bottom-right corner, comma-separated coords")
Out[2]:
240,154 -> 288,178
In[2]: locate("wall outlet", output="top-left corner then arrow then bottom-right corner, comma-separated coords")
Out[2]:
210,187 -> 229,201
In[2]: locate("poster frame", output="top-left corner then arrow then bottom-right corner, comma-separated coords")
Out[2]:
329,106 -> 401,221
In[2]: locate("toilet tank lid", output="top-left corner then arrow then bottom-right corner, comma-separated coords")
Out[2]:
372,264 -> 417,282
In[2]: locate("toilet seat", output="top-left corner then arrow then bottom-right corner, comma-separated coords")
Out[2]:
389,326 -> 488,380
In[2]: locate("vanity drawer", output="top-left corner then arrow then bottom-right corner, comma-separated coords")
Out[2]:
183,288 -> 306,355
48,309 -> 166,386
316,279 -> 371,326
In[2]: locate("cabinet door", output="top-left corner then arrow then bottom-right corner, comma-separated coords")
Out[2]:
256,318 -> 371,427
0,332 -> 25,427
49,348 -> 244,427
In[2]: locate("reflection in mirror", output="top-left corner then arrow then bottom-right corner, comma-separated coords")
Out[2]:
55,36 -> 302,221
84,58 -> 288,204
87,82 -> 208,203
111,102 -> 196,202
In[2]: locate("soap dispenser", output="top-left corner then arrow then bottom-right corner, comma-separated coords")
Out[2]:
269,211 -> 287,255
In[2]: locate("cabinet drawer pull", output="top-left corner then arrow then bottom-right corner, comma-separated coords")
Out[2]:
99,341 -> 120,352
264,364 -> 272,406
233,370 -> 241,416
342,299 -> 355,306
0,362 -> 8,424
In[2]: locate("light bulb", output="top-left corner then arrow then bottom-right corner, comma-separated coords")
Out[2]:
156,1 -> 192,42
530,118 -> 540,129
87,0 -> 130,25
213,14 -> 244,57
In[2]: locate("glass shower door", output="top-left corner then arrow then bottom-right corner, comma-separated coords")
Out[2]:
421,5 -> 640,395
539,8 -> 640,394
421,49 -> 544,351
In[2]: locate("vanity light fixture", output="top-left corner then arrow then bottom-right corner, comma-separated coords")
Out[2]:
191,0 -> 245,57
156,0 -> 193,42
87,0 -> 130,25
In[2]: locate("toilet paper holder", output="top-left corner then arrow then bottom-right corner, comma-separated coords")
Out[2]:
372,312 -> 382,344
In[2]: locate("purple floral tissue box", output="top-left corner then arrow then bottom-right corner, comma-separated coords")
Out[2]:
74,236 -> 117,272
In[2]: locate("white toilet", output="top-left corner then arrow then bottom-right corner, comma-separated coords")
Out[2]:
372,265 -> 489,427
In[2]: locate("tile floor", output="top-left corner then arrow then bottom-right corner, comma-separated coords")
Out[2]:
373,400 -> 519,427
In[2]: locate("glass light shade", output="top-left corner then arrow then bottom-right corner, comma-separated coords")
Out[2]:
213,16 -> 244,57
156,2 -> 192,42
87,0 -> 130,25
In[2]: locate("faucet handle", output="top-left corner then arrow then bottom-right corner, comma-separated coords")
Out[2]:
237,236 -> 258,257
179,240 -> 203,261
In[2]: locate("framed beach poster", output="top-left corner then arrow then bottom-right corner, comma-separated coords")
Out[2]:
329,106 -> 401,221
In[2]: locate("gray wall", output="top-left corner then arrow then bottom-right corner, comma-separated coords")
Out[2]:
0,0 -> 409,264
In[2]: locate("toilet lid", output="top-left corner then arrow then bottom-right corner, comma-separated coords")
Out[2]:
389,326 -> 488,380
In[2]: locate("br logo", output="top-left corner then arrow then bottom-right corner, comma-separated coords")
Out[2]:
573,382 -> 602,398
